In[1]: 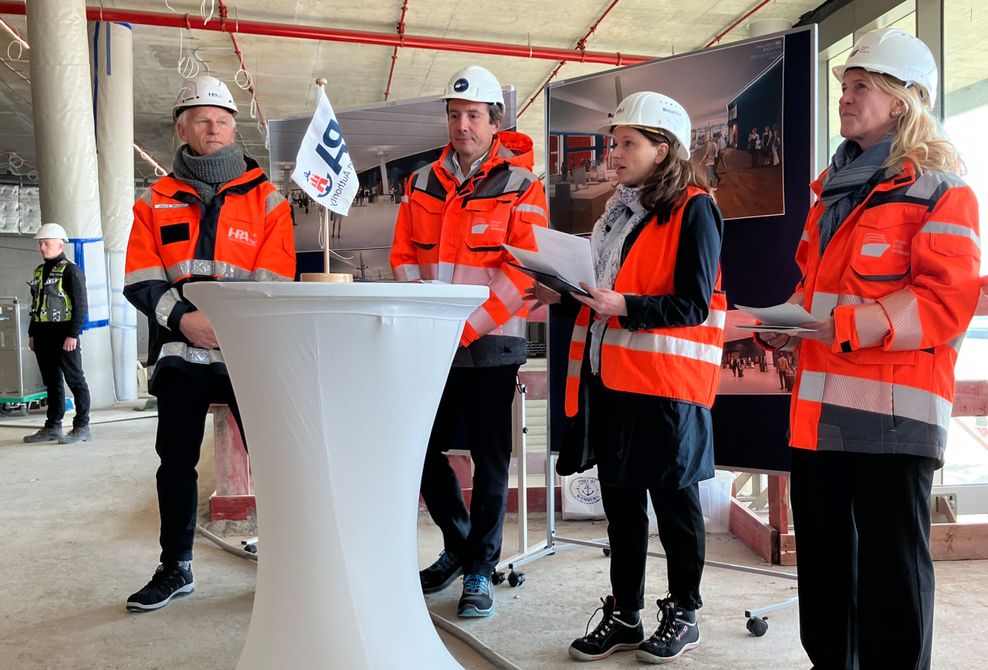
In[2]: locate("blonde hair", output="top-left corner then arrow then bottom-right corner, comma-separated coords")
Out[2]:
867,71 -> 962,175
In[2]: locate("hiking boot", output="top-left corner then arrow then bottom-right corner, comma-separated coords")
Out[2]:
569,595 -> 644,661
457,573 -> 494,618
420,550 -> 462,594
59,426 -> 92,444
636,597 -> 700,664
23,425 -> 63,443
126,563 -> 195,612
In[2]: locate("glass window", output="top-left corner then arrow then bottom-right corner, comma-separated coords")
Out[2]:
943,0 -> 988,489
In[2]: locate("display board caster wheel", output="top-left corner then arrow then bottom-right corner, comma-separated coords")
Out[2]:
746,616 -> 768,637
491,570 -> 506,585
507,565 -> 525,587
602,547 -> 611,557
244,544 -> 257,554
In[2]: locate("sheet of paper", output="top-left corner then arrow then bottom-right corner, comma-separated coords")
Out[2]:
735,303 -> 816,327
734,324 -> 814,333
503,226 -> 596,292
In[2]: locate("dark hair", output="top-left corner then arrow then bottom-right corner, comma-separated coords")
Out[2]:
635,127 -> 711,222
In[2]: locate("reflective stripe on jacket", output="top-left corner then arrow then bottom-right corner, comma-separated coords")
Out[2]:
565,187 -> 726,415
790,163 -> 981,461
124,159 -> 296,377
29,259 -> 72,323
390,131 -> 548,366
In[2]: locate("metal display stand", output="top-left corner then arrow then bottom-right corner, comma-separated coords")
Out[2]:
498,376 -> 798,636
0,297 -> 46,415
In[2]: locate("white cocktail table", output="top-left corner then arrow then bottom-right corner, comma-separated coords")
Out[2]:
184,281 -> 487,670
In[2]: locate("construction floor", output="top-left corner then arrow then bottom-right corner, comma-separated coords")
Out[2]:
2,403 -> 987,670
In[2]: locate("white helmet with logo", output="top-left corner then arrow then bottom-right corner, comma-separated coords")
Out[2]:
442,65 -> 505,110
599,91 -> 692,160
34,223 -> 69,240
173,74 -> 239,120
832,28 -> 938,106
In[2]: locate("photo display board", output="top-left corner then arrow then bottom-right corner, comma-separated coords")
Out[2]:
545,26 -> 818,472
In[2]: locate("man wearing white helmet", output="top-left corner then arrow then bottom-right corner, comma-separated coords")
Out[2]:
123,74 -> 295,613
391,64 -> 547,618
24,223 -> 92,445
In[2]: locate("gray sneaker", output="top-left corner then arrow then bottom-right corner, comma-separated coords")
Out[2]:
59,426 -> 92,444
23,425 -> 63,443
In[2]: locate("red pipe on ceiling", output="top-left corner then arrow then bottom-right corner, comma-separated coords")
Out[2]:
705,0 -> 771,48
518,0 -> 624,119
384,0 -> 410,101
0,2 -> 653,66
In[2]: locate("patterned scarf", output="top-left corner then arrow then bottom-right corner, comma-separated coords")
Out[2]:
818,134 -> 894,253
587,184 -> 650,374
172,144 -> 247,204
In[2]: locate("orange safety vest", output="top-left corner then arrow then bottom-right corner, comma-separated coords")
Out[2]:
390,132 -> 548,349
564,187 -> 726,416
790,163 -> 981,460
124,160 -> 296,375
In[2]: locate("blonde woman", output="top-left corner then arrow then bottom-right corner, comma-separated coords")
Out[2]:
760,28 -> 981,669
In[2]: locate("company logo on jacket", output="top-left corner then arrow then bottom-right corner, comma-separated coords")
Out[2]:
228,226 -> 258,246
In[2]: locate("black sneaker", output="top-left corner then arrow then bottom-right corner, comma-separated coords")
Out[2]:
59,426 -> 92,444
636,597 -> 700,664
23,425 -> 63,443
569,595 -> 644,661
457,573 -> 494,618
420,550 -> 462,594
126,563 -> 195,612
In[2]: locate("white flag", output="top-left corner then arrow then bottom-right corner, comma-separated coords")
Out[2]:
291,87 -> 358,216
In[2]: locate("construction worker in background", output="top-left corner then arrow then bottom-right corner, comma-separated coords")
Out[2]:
759,29 -> 981,669
123,74 -> 296,613
24,223 -> 92,445
390,64 -> 547,618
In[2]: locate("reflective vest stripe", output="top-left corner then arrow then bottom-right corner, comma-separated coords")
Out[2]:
920,220 -> 981,246
125,267 -> 168,284
393,263 -> 422,282
155,289 -> 180,328
796,370 -> 952,430
159,341 -> 225,365
601,329 -> 723,366
880,288 -> 922,350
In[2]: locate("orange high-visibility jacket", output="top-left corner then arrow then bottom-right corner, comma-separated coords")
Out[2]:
124,159 -> 296,381
790,163 -> 981,461
390,131 -> 547,363
565,187 -> 727,416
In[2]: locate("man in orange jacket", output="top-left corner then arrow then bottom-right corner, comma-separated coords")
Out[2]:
391,65 -> 547,618
123,74 -> 295,613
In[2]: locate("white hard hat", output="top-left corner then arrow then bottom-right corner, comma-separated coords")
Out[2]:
600,91 -> 693,160
832,28 -> 938,106
34,223 -> 68,241
442,66 -> 505,109
173,74 -> 239,120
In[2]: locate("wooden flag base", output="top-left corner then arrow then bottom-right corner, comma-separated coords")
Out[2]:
300,272 -> 354,283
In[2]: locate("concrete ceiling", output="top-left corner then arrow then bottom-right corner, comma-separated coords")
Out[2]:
1,0 -> 828,186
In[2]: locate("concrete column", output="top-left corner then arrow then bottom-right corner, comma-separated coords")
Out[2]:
91,20 -> 137,401
377,149 -> 390,195
27,0 -> 115,407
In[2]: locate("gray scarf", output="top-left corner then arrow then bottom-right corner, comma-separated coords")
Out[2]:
818,134 -> 894,253
587,184 -> 650,374
172,144 -> 247,204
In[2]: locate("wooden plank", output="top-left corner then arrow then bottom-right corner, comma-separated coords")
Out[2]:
931,520 -> 988,561
778,533 -> 797,566
729,497 -> 776,564
767,475 -> 790,534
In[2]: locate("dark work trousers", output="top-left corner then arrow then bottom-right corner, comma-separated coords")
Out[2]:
601,481 -> 706,613
153,367 -> 245,563
420,364 -> 519,576
790,448 -> 936,670
33,331 -> 91,428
